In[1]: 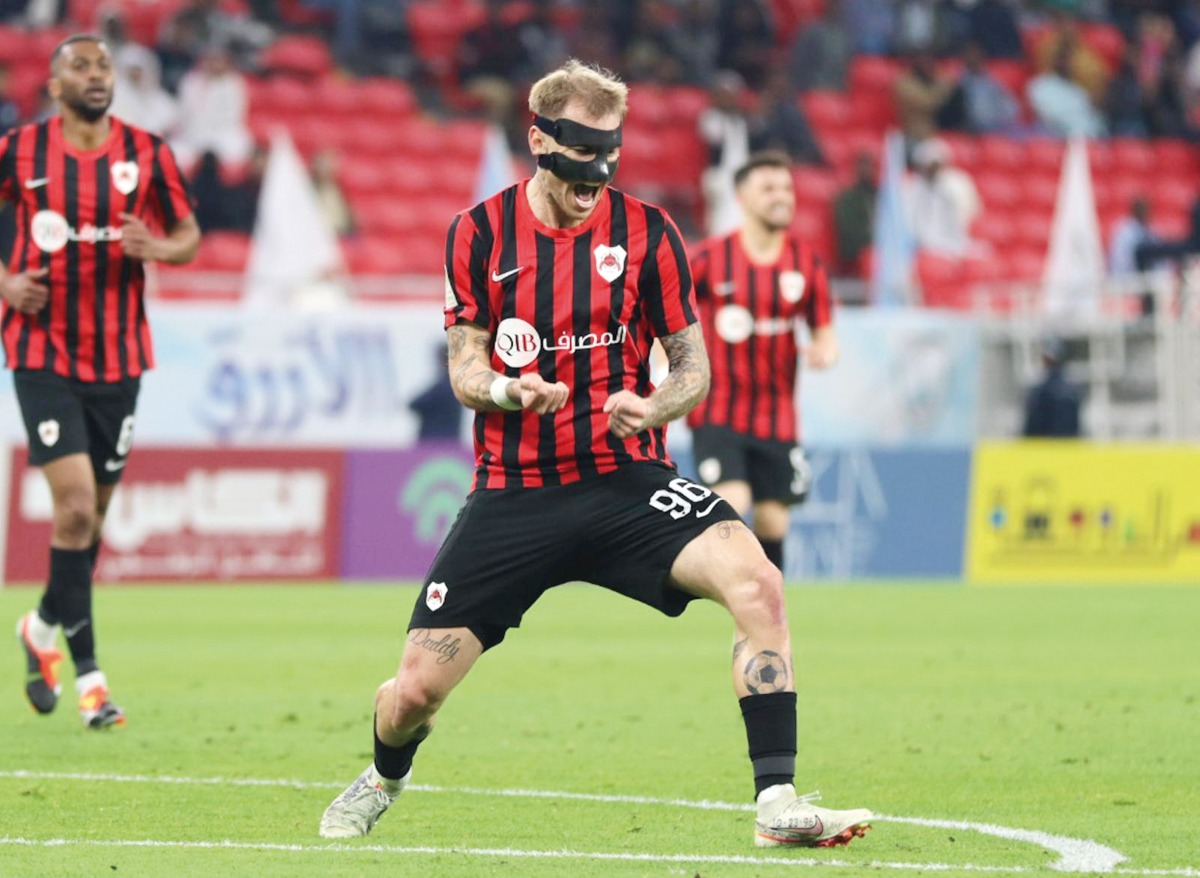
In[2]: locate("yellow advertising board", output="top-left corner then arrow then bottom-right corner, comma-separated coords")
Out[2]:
967,442 -> 1200,584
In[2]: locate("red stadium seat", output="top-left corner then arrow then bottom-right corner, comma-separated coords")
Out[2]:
802,90 -> 854,134
194,231 -> 252,273
1110,138 -> 1156,176
664,86 -> 709,125
1013,213 -> 1054,250
975,171 -> 1023,210
849,56 -> 902,94
253,76 -> 312,117
260,35 -> 333,79
1022,171 -> 1060,213
355,196 -> 428,236
311,75 -> 369,120
916,252 -> 968,309
850,90 -> 896,132
1152,139 -> 1200,177
1024,139 -> 1065,175
977,136 -> 1025,173
940,133 -> 981,171
792,167 -> 839,206
973,211 -> 1020,249
356,78 -> 419,117
407,0 -> 486,79
1008,246 -> 1044,281
345,235 -> 409,275
1086,140 -> 1115,174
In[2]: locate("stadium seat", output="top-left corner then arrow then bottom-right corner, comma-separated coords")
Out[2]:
973,211 -> 1020,249
311,75 -> 369,120
1110,138 -> 1157,177
975,171 -> 1023,210
356,196 -> 428,236
195,231 -> 253,273
850,90 -> 896,132
1024,139 -> 1065,175
260,35 -> 333,79
407,0 -> 486,80
978,136 -> 1025,173
355,78 -> 419,117
1086,140 -> 1115,175
1022,171 -> 1060,213
1152,139 -> 1200,177
1008,246 -> 1044,281
940,133 -> 981,171
916,252 -> 968,309
345,235 -> 409,276
802,90 -> 854,134
849,56 -> 902,94
664,86 -> 709,125
252,75 -> 311,117
1014,213 -> 1054,250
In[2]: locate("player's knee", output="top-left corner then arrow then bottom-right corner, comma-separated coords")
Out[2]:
392,674 -> 448,722
732,560 -> 786,624
53,492 -> 98,542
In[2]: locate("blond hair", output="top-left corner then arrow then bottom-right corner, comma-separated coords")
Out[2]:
528,59 -> 628,122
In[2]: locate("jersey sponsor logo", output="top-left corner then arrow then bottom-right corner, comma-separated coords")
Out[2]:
31,209 -> 123,253
779,270 -> 806,303
110,161 -> 139,195
37,419 -> 60,447
425,581 -> 448,611
593,243 -> 627,282
495,317 -> 629,368
714,305 -> 792,343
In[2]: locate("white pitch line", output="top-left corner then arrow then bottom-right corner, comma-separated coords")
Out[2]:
2,770 -> 1193,876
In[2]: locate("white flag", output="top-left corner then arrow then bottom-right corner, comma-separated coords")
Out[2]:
1042,138 -> 1105,318
244,130 -> 343,308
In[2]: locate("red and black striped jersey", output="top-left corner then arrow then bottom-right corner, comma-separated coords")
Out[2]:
0,115 -> 194,382
686,229 -> 832,442
445,179 -> 697,490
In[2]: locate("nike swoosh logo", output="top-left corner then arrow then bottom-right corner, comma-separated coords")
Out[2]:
104,458 -> 127,472
491,266 -> 526,283
64,619 -> 90,638
25,177 -> 50,189
696,498 -> 723,518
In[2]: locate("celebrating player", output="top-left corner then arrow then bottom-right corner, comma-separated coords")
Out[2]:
687,150 -> 838,575
0,35 -> 200,728
320,60 -> 870,848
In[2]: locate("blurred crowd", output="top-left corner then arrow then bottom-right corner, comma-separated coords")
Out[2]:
2,0 -> 1200,286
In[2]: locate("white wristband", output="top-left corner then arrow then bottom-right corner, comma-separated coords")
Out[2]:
489,376 -> 521,411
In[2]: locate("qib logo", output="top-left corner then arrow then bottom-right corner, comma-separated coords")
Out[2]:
494,317 -> 541,368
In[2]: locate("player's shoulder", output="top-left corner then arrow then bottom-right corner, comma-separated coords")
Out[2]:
455,181 -> 520,229
606,185 -> 674,223
1,118 -> 49,146
691,229 -> 736,258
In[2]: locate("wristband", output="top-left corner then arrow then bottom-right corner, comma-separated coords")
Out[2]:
489,376 -> 521,411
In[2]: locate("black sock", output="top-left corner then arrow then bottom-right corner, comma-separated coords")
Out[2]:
740,691 -> 797,798
88,538 -> 102,573
374,715 -> 429,781
47,548 -> 98,675
759,538 -> 783,569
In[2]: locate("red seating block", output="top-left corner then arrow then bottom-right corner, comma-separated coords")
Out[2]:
261,35 -> 333,79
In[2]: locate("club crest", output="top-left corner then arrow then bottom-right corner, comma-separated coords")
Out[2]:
111,161 -> 139,195
37,419 -> 60,447
593,244 -> 627,283
779,271 -> 806,303
425,581 -> 448,611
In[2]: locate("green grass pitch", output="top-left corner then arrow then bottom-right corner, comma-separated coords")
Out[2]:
1,582 -> 1197,878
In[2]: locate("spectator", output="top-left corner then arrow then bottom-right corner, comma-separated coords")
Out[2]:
894,50 -> 957,144
171,45 -> 254,167
954,41 -> 1021,133
787,0 -> 851,92
458,1 -> 524,125
159,0 -> 272,71
895,0 -> 958,57
1136,194 -> 1200,272
966,0 -> 1024,59
663,0 -> 721,87
227,141 -> 268,234
1108,196 -> 1159,278
1028,43 -> 1107,137
0,64 -> 20,133
189,150 -> 240,232
903,137 -> 982,258
1022,337 -> 1083,438
1105,44 -> 1149,136
310,150 -> 355,238
698,69 -> 751,235
748,70 -> 826,166
715,0 -> 774,90
110,44 -> 179,136
409,344 -> 463,443
833,151 -> 877,275
1032,12 -> 1111,104
842,0 -> 895,55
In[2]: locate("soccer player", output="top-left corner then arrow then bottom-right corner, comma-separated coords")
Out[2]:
0,35 -> 199,728
320,60 -> 870,848
687,151 -> 838,575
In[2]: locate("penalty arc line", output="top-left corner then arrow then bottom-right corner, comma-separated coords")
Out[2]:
2,770 -> 1193,876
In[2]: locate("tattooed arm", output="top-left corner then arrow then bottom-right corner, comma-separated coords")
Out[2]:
604,322 -> 710,439
446,322 -> 569,414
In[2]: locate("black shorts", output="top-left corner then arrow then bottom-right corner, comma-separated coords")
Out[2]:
691,425 -> 810,505
12,369 -> 141,485
408,461 -> 743,650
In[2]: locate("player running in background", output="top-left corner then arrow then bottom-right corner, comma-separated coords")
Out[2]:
687,151 -> 838,576
320,60 -> 870,848
0,35 -> 200,728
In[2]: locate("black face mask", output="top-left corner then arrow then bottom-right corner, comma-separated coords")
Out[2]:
533,115 -> 622,185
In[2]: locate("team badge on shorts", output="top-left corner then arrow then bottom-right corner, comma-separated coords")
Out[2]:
37,419 -> 60,447
426,581 -> 448,611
